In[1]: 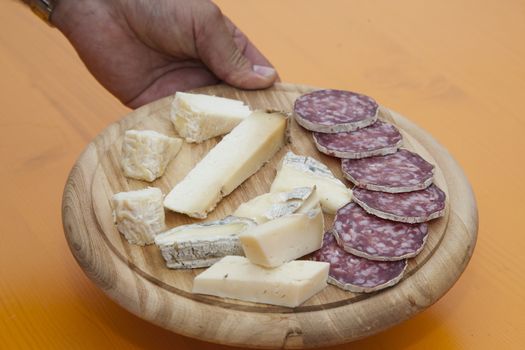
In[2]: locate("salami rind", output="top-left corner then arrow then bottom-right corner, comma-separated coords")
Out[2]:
311,231 -> 407,293
313,121 -> 403,159
333,203 -> 429,261
294,90 -> 378,133
352,184 -> 446,223
341,149 -> 434,193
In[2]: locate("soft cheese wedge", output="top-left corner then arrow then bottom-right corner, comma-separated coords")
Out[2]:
164,111 -> 288,218
270,152 -> 352,214
171,92 -> 252,143
192,256 -> 329,308
233,186 -> 319,224
154,216 -> 256,269
121,130 -> 182,182
112,187 -> 165,245
240,208 -> 324,268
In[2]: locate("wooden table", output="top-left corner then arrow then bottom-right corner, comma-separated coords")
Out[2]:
0,0 -> 523,349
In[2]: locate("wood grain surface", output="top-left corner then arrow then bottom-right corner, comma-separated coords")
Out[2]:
1,0 -> 524,349
62,83 -> 476,348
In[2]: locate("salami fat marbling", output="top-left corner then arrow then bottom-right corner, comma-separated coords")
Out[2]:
313,121 -> 402,159
333,202 -> 429,261
294,89 -> 378,133
311,231 -> 407,293
341,149 -> 434,193
352,184 -> 446,223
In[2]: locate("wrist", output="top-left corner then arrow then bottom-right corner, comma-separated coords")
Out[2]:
50,0 -> 75,32
51,0 -> 117,37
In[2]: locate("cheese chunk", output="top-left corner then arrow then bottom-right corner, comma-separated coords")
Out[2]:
233,186 -> 319,224
171,92 -> 252,143
121,130 -> 182,182
270,152 -> 352,214
112,187 -> 165,245
192,256 -> 329,308
154,216 -> 256,269
240,208 -> 324,267
164,111 -> 288,218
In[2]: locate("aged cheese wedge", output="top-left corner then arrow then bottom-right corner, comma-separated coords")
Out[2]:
112,187 -> 165,245
154,216 -> 256,269
233,186 -> 319,224
270,152 -> 352,214
239,208 -> 324,267
171,92 -> 252,143
121,130 -> 182,182
192,256 -> 329,308
164,111 -> 288,218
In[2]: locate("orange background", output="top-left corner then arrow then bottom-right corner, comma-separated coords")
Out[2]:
1,0 -> 524,349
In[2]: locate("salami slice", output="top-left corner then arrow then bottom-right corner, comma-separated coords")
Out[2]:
311,231 -> 407,293
352,184 -> 446,223
341,149 -> 434,193
294,89 -> 378,133
313,121 -> 403,159
333,202 -> 429,261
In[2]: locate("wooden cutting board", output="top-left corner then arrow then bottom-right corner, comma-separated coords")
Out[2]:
62,83 -> 478,349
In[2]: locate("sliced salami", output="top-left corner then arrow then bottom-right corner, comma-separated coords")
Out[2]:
333,202 -> 429,261
294,89 -> 378,133
341,149 -> 434,193
311,231 -> 407,293
313,121 -> 403,159
352,184 -> 446,223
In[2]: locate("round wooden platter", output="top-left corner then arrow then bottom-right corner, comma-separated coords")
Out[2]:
62,83 -> 478,349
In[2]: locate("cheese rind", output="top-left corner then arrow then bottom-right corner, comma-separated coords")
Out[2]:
239,208 -> 325,267
112,187 -> 165,245
270,152 -> 352,214
192,256 -> 329,307
121,130 -> 182,182
154,216 -> 256,269
171,92 -> 252,143
164,111 -> 288,218
233,186 -> 319,224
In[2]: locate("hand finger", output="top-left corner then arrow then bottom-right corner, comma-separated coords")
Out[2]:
223,17 -> 280,81
194,3 -> 277,89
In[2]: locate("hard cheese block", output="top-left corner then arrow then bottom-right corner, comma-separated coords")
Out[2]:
154,216 -> 256,269
171,92 -> 252,143
271,152 -> 352,214
192,256 -> 329,308
112,187 -> 165,245
121,130 -> 182,182
233,186 -> 319,224
164,111 -> 288,218
239,208 -> 324,267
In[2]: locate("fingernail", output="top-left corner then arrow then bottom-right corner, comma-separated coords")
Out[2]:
253,65 -> 276,78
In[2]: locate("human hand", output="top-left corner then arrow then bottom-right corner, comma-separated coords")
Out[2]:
52,0 -> 278,108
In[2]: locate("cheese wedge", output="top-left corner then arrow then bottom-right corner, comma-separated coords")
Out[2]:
112,187 -> 165,245
154,216 -> 256,269
233,186 -> 319,224
171,92 -> 252,143
270,152 -> 352,214
192,256 -> 329,308
239,208 -> 324,268
121,130 -> 182,182
164,111 -> 288,218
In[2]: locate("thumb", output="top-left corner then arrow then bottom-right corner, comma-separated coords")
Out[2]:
195,6 -> 277,89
